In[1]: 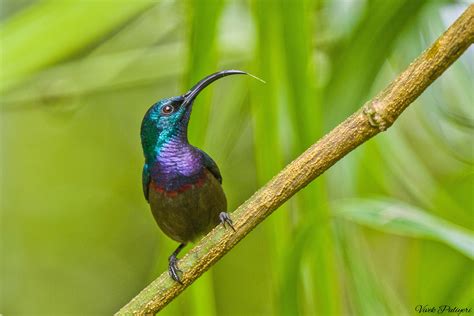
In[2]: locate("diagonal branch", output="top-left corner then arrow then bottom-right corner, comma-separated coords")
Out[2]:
117,5 -> 473,315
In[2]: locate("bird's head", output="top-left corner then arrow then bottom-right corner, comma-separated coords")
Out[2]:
141,70 -> 249,160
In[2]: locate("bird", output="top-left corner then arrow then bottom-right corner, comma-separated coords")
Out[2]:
140,70 -> 252,284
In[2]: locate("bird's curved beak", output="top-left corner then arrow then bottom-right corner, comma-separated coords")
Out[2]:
181,70 -> 248,108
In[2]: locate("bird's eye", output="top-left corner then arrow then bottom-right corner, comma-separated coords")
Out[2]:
161,104 -> 174,115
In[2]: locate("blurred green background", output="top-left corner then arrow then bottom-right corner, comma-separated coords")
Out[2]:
1,0 -> 473,315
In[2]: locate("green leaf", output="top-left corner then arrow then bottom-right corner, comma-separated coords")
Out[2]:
185,0 -> 224,147
333,198 -> 474,259
324,0 -> 429,127
0,0 -> 151,92
335,222 -> 408,316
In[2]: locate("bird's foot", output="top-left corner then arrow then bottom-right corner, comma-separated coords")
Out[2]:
168,255 -> 183,284
168,243 -> 186,284
219,212 -> 236,232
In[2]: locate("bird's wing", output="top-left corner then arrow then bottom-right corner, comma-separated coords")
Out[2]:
197,149 -> 223,184
142,163 -> 150,202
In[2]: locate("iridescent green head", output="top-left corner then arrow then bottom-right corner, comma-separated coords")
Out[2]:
140,70 -> 248,162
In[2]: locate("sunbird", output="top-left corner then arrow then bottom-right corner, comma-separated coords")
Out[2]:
140,70 -> 253,283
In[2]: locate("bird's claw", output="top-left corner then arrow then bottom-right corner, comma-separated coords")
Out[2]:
219,212 -> 236,232
168,255 -> 183,284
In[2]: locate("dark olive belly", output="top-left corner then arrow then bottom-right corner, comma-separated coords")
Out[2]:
148,170 -> 227,243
